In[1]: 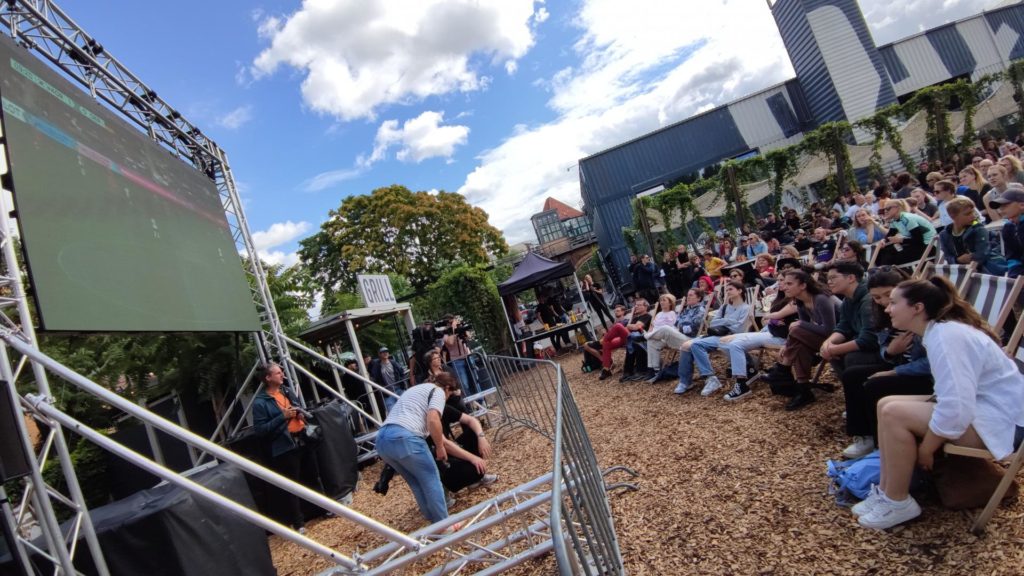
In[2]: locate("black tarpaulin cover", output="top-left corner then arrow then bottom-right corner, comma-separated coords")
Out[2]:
311,401 -> 359,500
0,463 -> 277,576
497,252 -> 573,296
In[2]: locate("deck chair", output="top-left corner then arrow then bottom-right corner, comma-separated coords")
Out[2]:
919,261 -> 977,295
960,272 -> 1024,337
940,314 -> 1024,534
903,236 -> 938,277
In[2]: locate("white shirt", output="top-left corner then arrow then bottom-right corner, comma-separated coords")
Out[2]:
924,321 -> 1024,459
382,383 -> 446,437
845,203 -> 862,221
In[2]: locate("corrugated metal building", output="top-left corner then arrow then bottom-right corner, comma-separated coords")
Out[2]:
580,0 -> 1024,277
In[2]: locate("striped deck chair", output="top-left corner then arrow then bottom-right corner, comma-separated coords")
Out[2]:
919,261 -> 977,295
961,273 -> 1024,336
940,314 -> 1024,534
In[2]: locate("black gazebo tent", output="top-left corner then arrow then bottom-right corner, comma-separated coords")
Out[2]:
498,252 -> 573,296
497,252 -> 593,356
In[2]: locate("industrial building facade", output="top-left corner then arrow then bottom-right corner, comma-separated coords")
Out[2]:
580,0 -> 1024,276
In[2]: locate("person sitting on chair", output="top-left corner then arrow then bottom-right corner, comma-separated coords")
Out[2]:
629,293 -> 677,381
938,197 -> 1006,275
673,281 -> 751,396
874,199 -> 936,266
643,288 -> 706,383
597,300 -> 651,381
853,277 -> 1023,530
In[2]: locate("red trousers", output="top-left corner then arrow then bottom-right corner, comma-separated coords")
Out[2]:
601,323 -> 630,368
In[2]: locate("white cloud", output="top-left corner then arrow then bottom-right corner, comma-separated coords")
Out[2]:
251,0 -> 543,121
459,0 -> 992,244
257,250 -> 301,268
362,110 -> 469,166
301,167 -> 364,192
861,0 -> 990,45
251,220 -> 312,251
459,0 -> 791,243
217,105 -> 254,129
247,220 -> 312,269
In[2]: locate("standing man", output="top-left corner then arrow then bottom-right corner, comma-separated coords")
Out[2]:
633,254 -> 658,305
442,316 -> 477,396
252,362 -> 315,533
370,346 -> 407,411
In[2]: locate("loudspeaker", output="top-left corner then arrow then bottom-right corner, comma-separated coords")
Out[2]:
0,380 -> 32,482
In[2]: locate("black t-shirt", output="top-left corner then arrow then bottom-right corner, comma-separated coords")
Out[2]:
630,313 -> 652,332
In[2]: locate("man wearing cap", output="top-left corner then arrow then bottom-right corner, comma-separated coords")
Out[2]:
991,183 -> 1024,278
370,346 -> 407,411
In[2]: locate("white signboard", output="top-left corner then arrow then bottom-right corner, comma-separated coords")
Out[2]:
357,274 -> 397,307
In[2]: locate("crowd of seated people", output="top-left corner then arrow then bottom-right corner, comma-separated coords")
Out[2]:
586,151 -> 1024,531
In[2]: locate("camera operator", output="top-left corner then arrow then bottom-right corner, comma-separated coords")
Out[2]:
251,362 -> 316,534
441,315 -> 477,397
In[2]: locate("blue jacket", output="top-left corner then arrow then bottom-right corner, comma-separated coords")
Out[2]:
1002,216 -> 1024,278
939,221 -> 1006,275
877,329 -> 931,377
252,386 -> 299,459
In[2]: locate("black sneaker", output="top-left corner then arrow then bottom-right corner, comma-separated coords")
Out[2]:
784,388 -> 816,411
598,368 -> 613,380
618,372 -> 634,383
643,370 -> 663,384
724,380 -> 751,401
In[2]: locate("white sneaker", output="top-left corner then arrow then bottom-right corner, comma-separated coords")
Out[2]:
700,375 -> 722,397
673,382 -> 691,394
842,436 -> 875,459
467,474 -> 498,490
857,495 -> 921,530
851,484 -> 883,517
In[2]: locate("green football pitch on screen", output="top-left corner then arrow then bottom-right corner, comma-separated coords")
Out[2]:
0,34 -> 260,332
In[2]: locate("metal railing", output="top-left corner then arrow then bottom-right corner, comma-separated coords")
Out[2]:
482,354 -> 630,575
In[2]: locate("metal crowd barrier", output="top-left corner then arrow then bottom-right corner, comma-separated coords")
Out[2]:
482,354 -> 630,575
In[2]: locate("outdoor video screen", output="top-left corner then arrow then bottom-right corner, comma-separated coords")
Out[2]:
0,34 -> 260,332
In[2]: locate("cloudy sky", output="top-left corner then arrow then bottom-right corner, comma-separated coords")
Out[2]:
60,0 -> 994,264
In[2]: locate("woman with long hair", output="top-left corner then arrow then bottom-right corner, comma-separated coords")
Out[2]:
674,280 -> 751,396
838,267 -> 933,459
958,165 -> 990,216
760,269 -> 840,410
581,273 -> 614,329
850,208 -> 886,245
835,239 -> 869,270
984,164 -> 1009,223
853,277 -> 1022,530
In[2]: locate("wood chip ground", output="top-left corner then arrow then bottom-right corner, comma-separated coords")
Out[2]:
270,349 -> 1024,575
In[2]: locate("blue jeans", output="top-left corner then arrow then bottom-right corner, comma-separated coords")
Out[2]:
717,328 -> 785,377
375,424 -> 448,523
450,358 -> 478,396
678,336 -> 722,386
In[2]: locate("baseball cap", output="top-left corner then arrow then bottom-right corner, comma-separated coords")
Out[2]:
990,186 -> 1024,206
378,346 -> 389,353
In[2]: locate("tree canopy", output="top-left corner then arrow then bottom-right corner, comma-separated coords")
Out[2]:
298,185 -> 508,293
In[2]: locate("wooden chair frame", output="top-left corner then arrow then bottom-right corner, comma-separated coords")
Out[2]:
939,298 -> 1024,534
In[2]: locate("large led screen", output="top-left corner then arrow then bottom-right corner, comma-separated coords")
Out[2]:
0,34 -> 260,332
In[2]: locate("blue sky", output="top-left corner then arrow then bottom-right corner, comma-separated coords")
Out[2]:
56,0 -> 993,265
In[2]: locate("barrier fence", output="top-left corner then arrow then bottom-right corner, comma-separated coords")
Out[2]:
484,354 -> 632,575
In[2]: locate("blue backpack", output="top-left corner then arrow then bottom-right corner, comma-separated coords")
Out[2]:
826,450 -> 880,507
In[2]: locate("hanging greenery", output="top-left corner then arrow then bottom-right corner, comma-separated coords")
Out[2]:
905,84 -> 956,163
795,121 -> 857,199
1006,60 -> 1024,127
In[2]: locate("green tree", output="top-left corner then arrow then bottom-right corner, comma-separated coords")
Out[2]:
414,265 -> 510,353
299,185 -> 508,294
